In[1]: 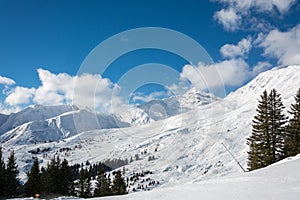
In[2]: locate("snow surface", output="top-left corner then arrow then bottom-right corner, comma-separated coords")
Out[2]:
10,155 -> 300,200
96,155 -> 300,200
2,65 -> 300,198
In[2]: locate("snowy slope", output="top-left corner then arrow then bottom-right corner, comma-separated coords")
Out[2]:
0,104 -> 79,135
0,113 -> 8,127
0,106 -> 129,145
130,88 -> 220,124
2,65 -> 300,192
96,155 -> 300,200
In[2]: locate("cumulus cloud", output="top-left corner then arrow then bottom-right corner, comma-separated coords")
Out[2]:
214,8 -> 241,31
4,69 -> 122,113
272,0 -> 297,13
131,91 -> 168,103
5,86 -> 35,106
180,59 -> 249,91
220,36 -> 252,58
252,61 -> 272,76
0,103 -> 21,114
73,73 -> 119,112
213,0 -> 297,31
179,58 -> 275,96
33,68 -> 74,105
259,24 -> 300,65
0,75 -> 15,85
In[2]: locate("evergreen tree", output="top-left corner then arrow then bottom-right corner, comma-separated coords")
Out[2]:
111,170 -> 127,195
285,88 -> 300,157
0,147 -> 6,197
94,168 -> 111,197
43,156 -> 61,194
78,168 -> 91,198
247,89 -> 287,171
247,90 -> 271,170
5,150 -> 20,197
24,157 -> 41,197
59,159 -> 74,195
268,89 -> 287,162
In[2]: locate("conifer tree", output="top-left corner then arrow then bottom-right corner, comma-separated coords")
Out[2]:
94,168 -> 111,197
25,157 -> 41,197
59,159 -> 73,195
5,150 -> 20,197
247,89 -> 287,171
268,88 -> 287,162
78,168 -> 91,198
112,170 -> 127,195
0,147 -> 6,197
247,90 -> 271,170
43,156 -> 61,194
285,88 -> 300,157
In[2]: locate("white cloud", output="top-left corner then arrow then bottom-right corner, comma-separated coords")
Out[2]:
0,75 -> 15,85
259,24 -> 300,65
272,0 -> 297,13
213,0 -> 297,31
220,36 -> 252,58
215,0 -> 296,13
3,69 -> 123,113
0,103 -> 21,114
252,61 -> 272,76
73,73 -> 119,112
214,8 -> 241,31
5,86 -> 35,106
180,59 -> 249,91
131,91 -> 168,103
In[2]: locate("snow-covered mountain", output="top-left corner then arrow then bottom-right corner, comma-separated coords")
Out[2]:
1,65 -> 300,193
0,105 -> 129,145
0,104 -> 79,135
129,88 -> 220,124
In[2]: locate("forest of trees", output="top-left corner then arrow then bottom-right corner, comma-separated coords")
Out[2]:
0,150 -> 127,199
247,88 -> 300,171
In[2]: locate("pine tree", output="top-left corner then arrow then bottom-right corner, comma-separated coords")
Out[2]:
5,150 -> 20,197
112,170 -> 127,195
285,88 -> 300,157
0,147 -> 6,197
268,88 -> 287,162
43,156 -> 61,194
247,90 -> 271,170
94,168 -> 111,197
25,157 -> 41,197
59,159 -> 73,195
78,168 -> 91,198
247,89 -> 287,171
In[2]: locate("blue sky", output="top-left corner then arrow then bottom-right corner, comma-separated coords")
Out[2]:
0,0 -> 300,113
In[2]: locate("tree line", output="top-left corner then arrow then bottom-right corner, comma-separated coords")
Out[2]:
0,149 -> 127,199
247,88 -> 300,171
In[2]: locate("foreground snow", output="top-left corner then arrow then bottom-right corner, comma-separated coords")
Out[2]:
11,155 -> 300,200
96,155 -> 300,200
